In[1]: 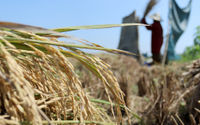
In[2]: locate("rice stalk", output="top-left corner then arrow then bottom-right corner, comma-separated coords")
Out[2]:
52,23 -> 147,32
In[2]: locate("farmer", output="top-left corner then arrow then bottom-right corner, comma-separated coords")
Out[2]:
141,13 -> 163,64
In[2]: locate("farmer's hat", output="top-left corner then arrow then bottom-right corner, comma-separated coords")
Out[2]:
149,13 -> 162,21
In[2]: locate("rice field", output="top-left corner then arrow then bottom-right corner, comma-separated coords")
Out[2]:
0,24 -> 200,125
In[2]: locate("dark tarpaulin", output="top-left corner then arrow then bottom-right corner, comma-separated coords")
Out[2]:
167,0 -> 192,60
118,11 -> 140,60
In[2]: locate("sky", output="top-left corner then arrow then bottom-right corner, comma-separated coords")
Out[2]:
0,0 -> 199,55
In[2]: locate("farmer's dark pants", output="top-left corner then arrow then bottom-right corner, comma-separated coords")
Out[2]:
152,53 -> 161,63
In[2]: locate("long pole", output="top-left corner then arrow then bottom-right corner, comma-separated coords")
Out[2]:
162,21 -> 170,66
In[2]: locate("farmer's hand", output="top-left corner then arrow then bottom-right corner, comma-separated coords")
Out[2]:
141,17 -> 146,23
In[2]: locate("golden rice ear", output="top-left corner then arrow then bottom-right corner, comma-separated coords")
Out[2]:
0,24 -> 131,124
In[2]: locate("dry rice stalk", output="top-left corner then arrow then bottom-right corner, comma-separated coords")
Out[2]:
0,115 -> 19,125
171,115 -> 179,125
175,114 -> 184,125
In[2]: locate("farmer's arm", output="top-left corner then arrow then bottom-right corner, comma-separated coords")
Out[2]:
141,18 -> 152,30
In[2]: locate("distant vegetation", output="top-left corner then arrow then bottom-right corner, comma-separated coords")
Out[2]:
181,26 -> 200,62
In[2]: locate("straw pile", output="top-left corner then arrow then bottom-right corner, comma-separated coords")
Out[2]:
128,62 -> 200,124
74,54 -> 200,124
0,28 -> 128,124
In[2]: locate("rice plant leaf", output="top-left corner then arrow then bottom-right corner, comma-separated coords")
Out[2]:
52,23 -> 147,32
20,120 -> 114,125
3,37 -> 135,55
90,98 -> 142,120
0,21 -> 67,37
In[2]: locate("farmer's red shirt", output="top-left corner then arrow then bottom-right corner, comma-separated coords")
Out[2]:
142,18 -> 163,54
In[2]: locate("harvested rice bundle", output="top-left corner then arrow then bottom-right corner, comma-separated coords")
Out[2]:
0,22 -> 142,124
143,0 -> 158,18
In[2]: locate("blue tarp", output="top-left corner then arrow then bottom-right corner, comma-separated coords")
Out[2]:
167,0 -> 192,60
